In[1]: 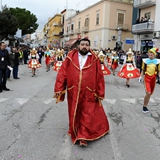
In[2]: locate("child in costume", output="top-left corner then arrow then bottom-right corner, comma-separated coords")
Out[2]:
139,48 -> 160,113
53,49 -> 64,71
44,47 -> 51,72
98,51 -> 111,75
106,49 -> 112,67
118,48 -> 140,87
111,51 -> 119,75
28,48 -> 41,77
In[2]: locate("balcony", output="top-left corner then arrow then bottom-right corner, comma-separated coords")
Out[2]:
68,30 -> 74,35
46,26 -> 50,30
134,0 -> 156,9
82,26 -> 89,33
132,21 -> 154,34
53,22 -> 63,27
75,29 -> 81,34
52,32 -> 59,36
116,23 -> 129,31
59,31 -> 64,37
63,32 -> 69,37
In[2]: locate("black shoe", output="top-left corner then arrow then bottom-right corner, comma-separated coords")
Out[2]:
0,90 -> 2,93
14,77 -> 20,79
3,87 -> 10,91
32,75 -> 34,77
142,107 -> 149,113
126,84 -> 130,88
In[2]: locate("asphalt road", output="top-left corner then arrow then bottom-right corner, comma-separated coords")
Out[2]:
0,60 -> 160,160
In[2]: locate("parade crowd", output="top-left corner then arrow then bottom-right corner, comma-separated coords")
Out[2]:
1,38 -> 160,147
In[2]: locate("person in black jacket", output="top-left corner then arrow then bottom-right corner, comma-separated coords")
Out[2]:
0,42 -> 11,92
12,47 -> 20,79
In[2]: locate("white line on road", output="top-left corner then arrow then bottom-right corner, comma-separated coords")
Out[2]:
104,99 -> 116,104
43,98 -> 54,104
121,98 -> 136,104
16,98 -> 29,105
0,98 -> 8,103
104,105 -> 123,160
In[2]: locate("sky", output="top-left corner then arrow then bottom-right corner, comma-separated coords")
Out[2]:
2,0 -> 100,30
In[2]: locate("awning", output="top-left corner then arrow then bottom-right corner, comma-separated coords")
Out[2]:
64,38 -> 79,46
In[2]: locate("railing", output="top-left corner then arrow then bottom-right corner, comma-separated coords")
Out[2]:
68,30 -> 74,35
75,29 -> 81,34
63,32 -> 69,36
53,22 -> 63,26
134,0 -> 156,8
132,21 -> 154,33
82,26 -> 89,32
116,23 -> 129,30
46,26 -> 50,30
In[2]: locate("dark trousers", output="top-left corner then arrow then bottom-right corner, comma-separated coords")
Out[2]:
8,68 -> 11,78
13,66 -> 19,78
0,69 -> 8,90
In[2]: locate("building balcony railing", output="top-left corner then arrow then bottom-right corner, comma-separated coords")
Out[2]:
134,0 -> 156,9
63,32 -> 69,36
82,26 -> 89,33
69,30 -> 74,35
116,23 -> 129,31
46,26 -> 50,30
75,29 -> 81,34
52,32 -> 60,36
132,21 -> 154,34
53,22 -> 63,27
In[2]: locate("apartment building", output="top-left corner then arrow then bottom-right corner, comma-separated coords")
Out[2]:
60,0 -> 133,50
43,14 -> 62,47
132,0 -> 157,51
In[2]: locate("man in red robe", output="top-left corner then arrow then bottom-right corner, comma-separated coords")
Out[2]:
54,38 -> 109,146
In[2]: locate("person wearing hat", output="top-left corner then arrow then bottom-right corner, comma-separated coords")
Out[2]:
53,49 -> 64,71
98,50 -> 111,75
111,51 -> 119,75
54,38 -> 109,147
118,48 -> 140,87
28,48 -> 41,77
139,47 -> 160,113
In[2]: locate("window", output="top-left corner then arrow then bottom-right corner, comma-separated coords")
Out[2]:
71,24 -> 74,31
118,13 -> 124,24
85,18 -> 89,27
144,12 -> 151,20
96,13 -> 100,25
78,21 -> 81,29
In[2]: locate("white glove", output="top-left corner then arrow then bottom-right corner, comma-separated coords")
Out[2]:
138,77 -> 142,82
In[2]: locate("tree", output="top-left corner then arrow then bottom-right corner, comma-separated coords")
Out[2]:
0,7 -> 18,40
9,7 -> 39,35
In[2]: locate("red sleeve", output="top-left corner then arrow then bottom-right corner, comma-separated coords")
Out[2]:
96,59 -> 105,99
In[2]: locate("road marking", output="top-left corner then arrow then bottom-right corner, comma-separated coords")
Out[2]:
43,98 -> 54,104
104,105 -> 123,160
104,99 -> 116,104
149,98 -> 156,103
121,98 -> 136,104
0,98 -> 8,103
16,98 -> 29,105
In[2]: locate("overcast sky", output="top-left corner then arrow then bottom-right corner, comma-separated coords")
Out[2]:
2,0 -> 100,30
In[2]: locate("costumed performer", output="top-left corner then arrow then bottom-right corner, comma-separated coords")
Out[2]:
54,38 -> 109,147
44,47 -> 51,72
118,48 -> 140,87
28,48 -> 41,77
139,48 -> 160,113
111,51 -> 119,75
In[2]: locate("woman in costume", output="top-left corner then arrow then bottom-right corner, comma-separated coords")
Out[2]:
118,48 -> 140,87
28,48 -> 41,77
53,49 -> 64,71
44,47 -> 51,72
106,49 -> 112,67
98,51 -> 111,75
111,51 -> 119,75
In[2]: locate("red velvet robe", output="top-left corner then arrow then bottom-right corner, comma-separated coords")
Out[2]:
54,49 -> 109,144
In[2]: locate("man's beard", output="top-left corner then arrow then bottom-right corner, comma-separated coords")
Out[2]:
79,48 -> 89,55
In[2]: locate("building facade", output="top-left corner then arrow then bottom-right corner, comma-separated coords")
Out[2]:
132,0 -> 157,51
43,14 -> 62,48
61,0 -> 133,50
